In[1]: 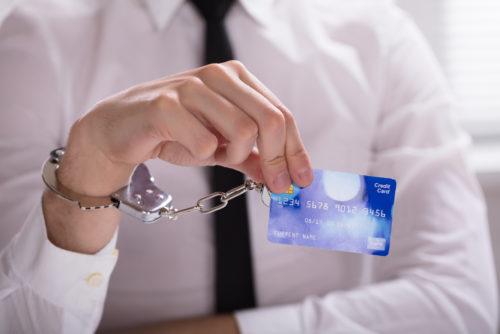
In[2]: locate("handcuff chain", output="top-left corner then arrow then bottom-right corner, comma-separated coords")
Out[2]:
160,179 -> 263,220
42,147 -> 270,223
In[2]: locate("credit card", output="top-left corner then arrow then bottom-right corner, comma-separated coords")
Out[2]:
267,169 -> 397,256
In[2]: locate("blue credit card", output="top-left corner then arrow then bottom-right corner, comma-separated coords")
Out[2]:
267,169 -> 397,256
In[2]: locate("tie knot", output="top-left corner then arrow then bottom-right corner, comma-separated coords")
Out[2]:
190,0 -> 235,21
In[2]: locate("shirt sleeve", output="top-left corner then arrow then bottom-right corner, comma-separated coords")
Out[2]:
0,6 -> 118,334
0,201 -> 119,334
236,5 -> 498,334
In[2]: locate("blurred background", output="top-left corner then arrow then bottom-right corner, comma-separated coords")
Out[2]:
0,0 -> 499,329
396,0 -> 500,328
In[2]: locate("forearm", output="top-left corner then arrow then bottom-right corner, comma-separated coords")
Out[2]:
40,121 -> 132,254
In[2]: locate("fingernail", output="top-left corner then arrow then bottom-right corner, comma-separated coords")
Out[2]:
297,168 -> 313,185
273,171 -> 290,191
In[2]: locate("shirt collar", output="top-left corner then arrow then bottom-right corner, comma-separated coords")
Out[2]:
142,0 -> 274,30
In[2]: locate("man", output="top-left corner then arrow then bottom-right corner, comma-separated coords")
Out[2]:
0,0 -> 497,333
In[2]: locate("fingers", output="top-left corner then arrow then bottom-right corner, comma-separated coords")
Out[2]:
151,94 -> 218,160
220,148 -> 264,183
230,61 -> 313,188
147,61 -> 311,193
197,63 -> 288,192
176,77 -> 257,165
197,61 -> 313,192
157,141 -> 216,167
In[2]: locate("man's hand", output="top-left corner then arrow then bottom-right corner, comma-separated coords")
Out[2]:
61,60 -> 313,195
43,60 -> 313,253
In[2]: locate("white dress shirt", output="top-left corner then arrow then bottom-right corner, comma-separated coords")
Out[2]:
0,0 -> 498,333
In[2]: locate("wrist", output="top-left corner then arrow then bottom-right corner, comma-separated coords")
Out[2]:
42,189 -> 121,254
58,122 -> 134,197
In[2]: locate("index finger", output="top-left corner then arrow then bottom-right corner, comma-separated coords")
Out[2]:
198,63 -> 292,193
229,61 -> 314,188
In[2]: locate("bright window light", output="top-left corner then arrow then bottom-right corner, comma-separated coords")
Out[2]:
397,0 -> 500,139
442,0 -> 500,138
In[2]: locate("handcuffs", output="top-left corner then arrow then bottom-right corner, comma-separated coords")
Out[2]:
42,148 -> 271,223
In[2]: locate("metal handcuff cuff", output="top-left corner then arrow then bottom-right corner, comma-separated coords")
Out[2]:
42,148 -> 272,223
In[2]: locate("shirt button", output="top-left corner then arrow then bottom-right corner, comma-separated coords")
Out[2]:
112,249 -> 119,257
86,273 -> 104,288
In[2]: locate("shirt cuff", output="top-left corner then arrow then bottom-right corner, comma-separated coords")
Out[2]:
235,303 -> 302,334
6,199 -> 119,313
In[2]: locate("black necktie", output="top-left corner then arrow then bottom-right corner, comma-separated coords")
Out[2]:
189,0 -> 256,313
